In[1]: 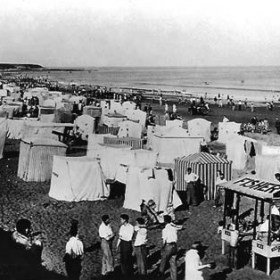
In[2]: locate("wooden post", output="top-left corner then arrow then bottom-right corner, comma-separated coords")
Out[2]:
267,257 -> 270,275
268,205 -> 272,246
253,199 -> 258,240
235,193 -> 240,229
252,251 -> 255,269
260,201 -> 265,223
223,190 -> 227,229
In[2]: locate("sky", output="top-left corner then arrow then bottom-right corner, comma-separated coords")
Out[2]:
1,0 -> 280,67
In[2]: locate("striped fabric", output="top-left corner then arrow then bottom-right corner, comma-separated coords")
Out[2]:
103,136 -> 143,149
17,138 -> 67,182
97,125 -> 119,135
175,152 -> 232,200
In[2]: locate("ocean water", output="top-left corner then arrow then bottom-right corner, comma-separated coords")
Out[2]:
27,66 -> 280,102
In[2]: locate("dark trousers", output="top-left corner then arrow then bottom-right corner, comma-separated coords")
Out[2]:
65,258 -> 82,280
120,240 -> 133,277
186,182 -> 198,207
159,243 -> 177,280
134,245 -> 147,276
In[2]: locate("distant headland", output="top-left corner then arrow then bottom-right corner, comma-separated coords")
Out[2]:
0,63 -> 43,70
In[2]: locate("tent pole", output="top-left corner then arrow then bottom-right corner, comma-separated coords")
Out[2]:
223,190 -> 227,229
260,200 -> 264,223
268,204 -> 272,246
235,193 -> 240,229
253,199 -> 258,240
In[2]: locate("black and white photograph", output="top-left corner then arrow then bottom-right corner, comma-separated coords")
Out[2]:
1,0 -> 280,279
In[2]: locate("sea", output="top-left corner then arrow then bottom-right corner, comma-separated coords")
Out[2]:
21,66 -> 280,102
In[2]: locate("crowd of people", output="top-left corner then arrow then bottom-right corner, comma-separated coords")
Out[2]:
63,213 -> 213,280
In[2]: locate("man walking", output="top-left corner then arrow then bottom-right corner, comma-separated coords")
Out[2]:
134,217 -> 148,279
117,214 -> 134,279
158,215 -> 182,280
99,215 -> 115,277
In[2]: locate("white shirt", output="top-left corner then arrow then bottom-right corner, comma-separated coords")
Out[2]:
162,223 -> 180,244
134,226 -> 147,246
185,249 -> 202,272
99,222 -> 114,241
216,177 -> 227,187
184,173 -> 199,183
65,236 -> 84,256
119,223 -> 134,242
259,220 -> 269,233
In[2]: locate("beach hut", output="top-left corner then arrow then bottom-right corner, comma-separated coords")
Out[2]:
49,156 -> 108,202
103,112 -> 127,127
39,106 -> 56,123
117,120 -> 142,138
226,135 -> 257,170
0,118 -> 7,159
187,118 -> 211,142
83,106 -> 102,118
174,152 -> 232,200
151,126 -> 203,164
17,138 -> 67,182
74,115 -> 95,140
218,121 -> 242,144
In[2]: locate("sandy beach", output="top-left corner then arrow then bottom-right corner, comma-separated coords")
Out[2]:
0,82 -> 280,280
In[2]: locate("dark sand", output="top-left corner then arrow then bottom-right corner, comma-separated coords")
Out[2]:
0,100 -> 280,279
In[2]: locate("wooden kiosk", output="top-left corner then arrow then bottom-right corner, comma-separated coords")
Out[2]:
218,176 -> 280,275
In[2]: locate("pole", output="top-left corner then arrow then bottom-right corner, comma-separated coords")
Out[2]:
268,204 -> 272,246
253,199 -> 258,240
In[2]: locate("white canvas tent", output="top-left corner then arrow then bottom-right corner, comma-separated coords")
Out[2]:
256,155 -> 280,182
74,115 -> 95,140
123,166 -> 182,213
218,121 -> 242,144
226,135 -> 257,169
187,118 -> 211,142
151,126 -> 203,164
118,120 -> 142,138
49,156 -> 108,201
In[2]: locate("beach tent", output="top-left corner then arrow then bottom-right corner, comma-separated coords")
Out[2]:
256,155 -> 280,182
87,134 -> 117,156
261,145 -> 280,156
40,107 -> 56,123
18,138 -> 67,182
0,118 -> 7,159
117,120 -> 142,138
43,99 -> 56,108
123,166 -> 182,213
87,144 -> 132,180
49,156 -> 108,202
69,96 -> 86,104
83,106 -> 102,118
166,120 -> 183,129
22,121 -> 74,140
0,89 -> 7,97
110,101 -> 125,115
151,126 -> 203,164
125,109 -> 147,128
226,135 -> 257,170
187,118 -> 211,142
103,112 -> 127,127
174,152 -> 232,200
122,101 -> 136,111
218,121 -> 242,144
104,136 -> 143,149
74,115 -> 95,140
115,149 -> 159,184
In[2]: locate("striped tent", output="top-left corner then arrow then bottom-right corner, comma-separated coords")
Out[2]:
18,138 -> 67,182
175,152 -> 232,200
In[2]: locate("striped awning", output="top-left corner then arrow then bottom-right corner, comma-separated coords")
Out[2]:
175,152 -> 232,200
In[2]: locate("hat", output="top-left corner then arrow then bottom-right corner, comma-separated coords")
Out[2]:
148,199 -> 156,207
